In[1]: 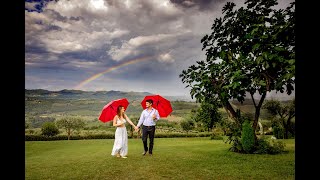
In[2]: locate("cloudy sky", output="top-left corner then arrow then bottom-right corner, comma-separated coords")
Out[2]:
25,0 -> 294,96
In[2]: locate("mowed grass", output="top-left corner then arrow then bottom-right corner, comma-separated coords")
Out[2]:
26,138 -> 295,180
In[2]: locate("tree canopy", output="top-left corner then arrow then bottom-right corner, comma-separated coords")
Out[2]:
179,0 -> 295,136
56,116 -> 85,140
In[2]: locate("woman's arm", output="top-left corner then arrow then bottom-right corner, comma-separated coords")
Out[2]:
113,115 -> 123,127
124,114 -> 136,128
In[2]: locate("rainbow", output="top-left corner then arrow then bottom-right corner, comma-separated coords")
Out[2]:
74,55 -> 154,89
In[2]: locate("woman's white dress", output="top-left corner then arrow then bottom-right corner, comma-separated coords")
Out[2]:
111,118 -> 128,157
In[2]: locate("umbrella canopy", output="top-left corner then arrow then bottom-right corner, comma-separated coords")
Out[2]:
141,95 -> 172,117
99,98 -> 129,123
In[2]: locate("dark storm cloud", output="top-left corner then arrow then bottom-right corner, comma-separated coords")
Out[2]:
170,0 -> 226,10
25,0 -> 295,96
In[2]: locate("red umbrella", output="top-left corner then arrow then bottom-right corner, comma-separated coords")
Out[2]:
98,98 -> 129,123
141,95 -> 173,117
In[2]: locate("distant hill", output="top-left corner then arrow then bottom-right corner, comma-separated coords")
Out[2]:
25,89 -> 293,103
25,89 -> 194,102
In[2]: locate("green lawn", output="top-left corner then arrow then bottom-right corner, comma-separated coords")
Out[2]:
25,138 -> 295,180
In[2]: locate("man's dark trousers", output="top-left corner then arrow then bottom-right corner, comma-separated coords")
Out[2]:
142,126 -> 156,154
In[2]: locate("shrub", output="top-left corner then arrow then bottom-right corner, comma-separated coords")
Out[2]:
25,129 -> 35,134
241,120 -> 255,153
261,120 -> 272,132
224,119 -> 243,153
211,128 -> 224,140
212,127 -> 224,136
264,130 -> 273,135
253,137 -> 287,154
156,120 -> 175,128
254,138 -> 270,154
273,125 -> 284,139
41,122 -> 59,137
210,134 -> 223,140
228,136 -> 243,153
25,132 -> 212,141
268,139 -> 286,154
25,122 -> 30,129
25,134 -> 115,141
180,119 -> 195,133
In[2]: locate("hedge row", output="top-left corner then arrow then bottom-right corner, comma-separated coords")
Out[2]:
25,132 -> 212,141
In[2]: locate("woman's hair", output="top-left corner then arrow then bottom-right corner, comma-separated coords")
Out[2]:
117,105 -> 124,118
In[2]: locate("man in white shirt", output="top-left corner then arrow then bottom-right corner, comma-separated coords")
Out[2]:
135,99 -> 160,156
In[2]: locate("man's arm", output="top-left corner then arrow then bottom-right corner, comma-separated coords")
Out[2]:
153,109 -> 160,121
136,111 -> 145,128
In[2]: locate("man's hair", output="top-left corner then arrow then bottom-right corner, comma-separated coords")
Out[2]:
146,99 -> 153,105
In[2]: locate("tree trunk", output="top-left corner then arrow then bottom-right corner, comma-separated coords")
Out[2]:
221,101 -> 240,125
284,125 -> 289,139
216,90 -> 237,120
284,118 -> 293,139
223,106 -> 231,118
252,92 -> 267,142
252,108 -> 261,133
225,101 -> 237,119
252,107 -> 261,141
67,129 -> 71,140
287,117 -> 294,136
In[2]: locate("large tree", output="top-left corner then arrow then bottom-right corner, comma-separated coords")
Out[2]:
194,102 -> 223,132
179,0 -> 295,141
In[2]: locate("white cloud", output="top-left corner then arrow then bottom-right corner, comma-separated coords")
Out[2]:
27,27 -> 129,54
35,28 -> 129,53
108,34 -> 175,61
128,34 -> 174,47
25,0 -> 129,54
108,32 -> 192,61
158,52 -> 174,63
25,2 -> 39,11
182,1 -> 196,7
45,0 -> 108,17
67,60 -> 101,68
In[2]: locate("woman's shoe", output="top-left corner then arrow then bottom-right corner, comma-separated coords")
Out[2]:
121,156 -> 127,158
116,153 -> 120,158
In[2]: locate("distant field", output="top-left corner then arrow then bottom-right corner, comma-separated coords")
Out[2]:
25,98 -> 201,128
26,90 -> 289,135
25,137 -> 295,180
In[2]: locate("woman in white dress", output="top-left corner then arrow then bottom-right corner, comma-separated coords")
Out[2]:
111,105 -> 137,158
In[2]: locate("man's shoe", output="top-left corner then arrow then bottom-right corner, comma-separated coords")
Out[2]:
149,153 -> 152,156
142,151 -> 147,156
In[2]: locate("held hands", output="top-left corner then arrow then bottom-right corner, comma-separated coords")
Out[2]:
152,114 -> 156,120
134,126 -> 139,132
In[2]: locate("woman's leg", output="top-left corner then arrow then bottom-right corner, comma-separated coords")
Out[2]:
119,128 -> 128,157
111,128 -> 122,156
